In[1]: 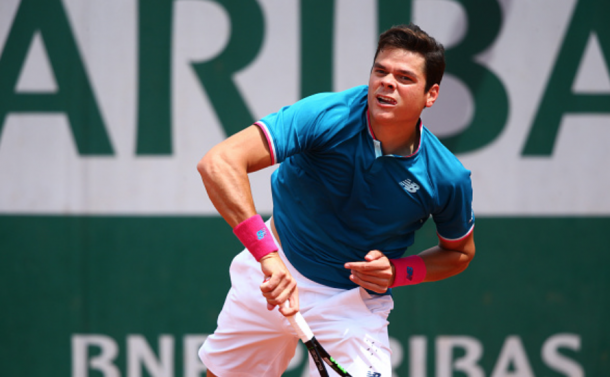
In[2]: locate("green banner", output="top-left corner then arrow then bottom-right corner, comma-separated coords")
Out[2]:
1,216 -> 608,376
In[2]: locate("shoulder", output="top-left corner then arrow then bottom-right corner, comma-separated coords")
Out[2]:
420,126 -> 471,185
295,86 -> 368,138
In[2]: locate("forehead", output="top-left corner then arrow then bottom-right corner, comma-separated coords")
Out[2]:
374,48 -> 426,75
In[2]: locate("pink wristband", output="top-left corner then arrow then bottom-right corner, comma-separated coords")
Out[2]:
389,255 -> 426,287
233,215 -> 278,261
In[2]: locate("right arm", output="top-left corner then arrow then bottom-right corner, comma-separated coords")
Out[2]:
197,125 -> 269,227
197,125 -> 298,316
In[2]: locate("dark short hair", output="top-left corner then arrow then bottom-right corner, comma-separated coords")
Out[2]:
374,23 -> 445,92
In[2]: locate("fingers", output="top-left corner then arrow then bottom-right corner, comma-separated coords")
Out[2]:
278,289 -> 299,317
261,277 -> 299,316
259,254 -> 298,314
364,249 -> 386,261
345,250 -> 394,293
349,269 -> 392,293
260,272 -> 296,309
344,249 -> 388,271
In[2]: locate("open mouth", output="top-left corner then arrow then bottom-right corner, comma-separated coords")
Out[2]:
377,95 -> 396,105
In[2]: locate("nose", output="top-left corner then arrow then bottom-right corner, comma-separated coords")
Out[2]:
380,74 -> 396,89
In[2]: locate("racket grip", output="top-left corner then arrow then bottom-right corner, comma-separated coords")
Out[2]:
284,301 -> 314,343
262,278 -> 314,343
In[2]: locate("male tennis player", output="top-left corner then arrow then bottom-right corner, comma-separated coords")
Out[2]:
197,23 -> 475,376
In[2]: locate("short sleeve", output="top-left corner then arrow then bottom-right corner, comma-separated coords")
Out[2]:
432,169 -> 475,241
254,88 -> 364,165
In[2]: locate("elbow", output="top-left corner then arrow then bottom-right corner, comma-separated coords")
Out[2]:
449,239 -> 476,273
460,243 -> 476,272
196,153 -> 210,182
451,251 -> 474,278
197,149 -> 223,186
465,244 -> 476,263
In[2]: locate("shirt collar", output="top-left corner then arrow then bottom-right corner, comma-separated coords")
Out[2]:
366,109 -> 423,158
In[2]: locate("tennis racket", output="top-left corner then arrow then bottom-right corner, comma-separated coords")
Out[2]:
263,277 -> 352,376
284,301 -> 352,377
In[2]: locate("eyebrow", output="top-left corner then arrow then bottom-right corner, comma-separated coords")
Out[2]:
373,62 -> 417,78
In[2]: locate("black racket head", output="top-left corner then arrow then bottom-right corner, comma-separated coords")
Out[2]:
309,337 -> 353,377
305,338 -> 329,377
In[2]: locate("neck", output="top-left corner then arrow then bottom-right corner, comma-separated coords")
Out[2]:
370,118 -> 421,156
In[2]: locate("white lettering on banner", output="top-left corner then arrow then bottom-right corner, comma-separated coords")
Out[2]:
490,336 -> 534,377
409,335 -> 427,377
127,335 -> 173,377
437,336 -> 485,377
71,333 -> 583,376
72,335 -> 203,377
72,335 -> 120,377
183,336 -> 208,377
1,0 -> 609,215
542,334 -> 584,377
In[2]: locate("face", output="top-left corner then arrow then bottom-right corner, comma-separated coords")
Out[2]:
368,48 -> 439,128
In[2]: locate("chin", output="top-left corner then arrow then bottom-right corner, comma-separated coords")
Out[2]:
371,106 -> 395,117
370,113 -> 395,126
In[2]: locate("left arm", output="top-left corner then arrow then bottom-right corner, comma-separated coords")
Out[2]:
419,230 -> 475,282
345,230 -> 475,293
347,160 -> 476,292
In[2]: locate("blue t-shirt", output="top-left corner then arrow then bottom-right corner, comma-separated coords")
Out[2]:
255,85 -> 474,290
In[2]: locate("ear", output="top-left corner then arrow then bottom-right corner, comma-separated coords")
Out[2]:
425,84 -> 440,108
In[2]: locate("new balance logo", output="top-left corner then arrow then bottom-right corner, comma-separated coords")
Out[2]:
256,229 -> 267,240
399,179 -> 420,193
407,266 -> 414,281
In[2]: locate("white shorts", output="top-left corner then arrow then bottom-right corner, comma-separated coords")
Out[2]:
199,223 -> 394,377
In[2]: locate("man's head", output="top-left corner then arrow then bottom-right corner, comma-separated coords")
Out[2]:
374,23 -> 445,93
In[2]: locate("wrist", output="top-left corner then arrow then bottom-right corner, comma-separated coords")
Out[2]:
233,215 -> 278,261
389,255 -> 426,287
258,252 -> 279,262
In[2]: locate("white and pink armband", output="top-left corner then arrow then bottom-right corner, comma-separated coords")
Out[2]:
233,215 -> 278,261
389,255 -> 427,287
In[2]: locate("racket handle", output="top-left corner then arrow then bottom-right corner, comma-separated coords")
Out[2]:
284,301 -> 314,343
262,278 -> 314,343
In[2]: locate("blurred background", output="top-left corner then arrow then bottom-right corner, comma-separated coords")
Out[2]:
1,0 -> 609,376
